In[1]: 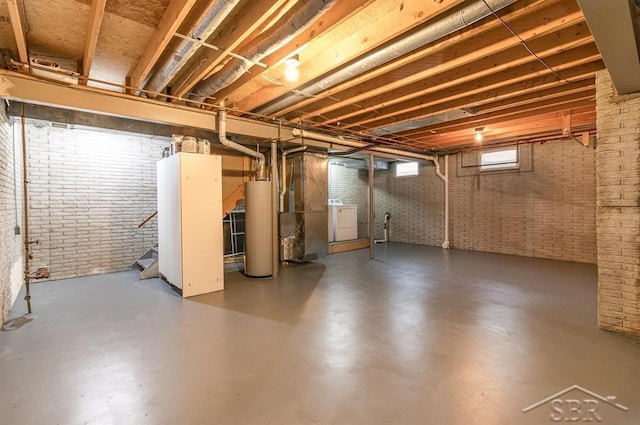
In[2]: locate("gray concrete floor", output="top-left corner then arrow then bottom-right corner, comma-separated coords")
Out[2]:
1,243 -> 639,425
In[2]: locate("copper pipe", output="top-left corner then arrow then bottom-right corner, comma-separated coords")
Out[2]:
137,210 -> 158,228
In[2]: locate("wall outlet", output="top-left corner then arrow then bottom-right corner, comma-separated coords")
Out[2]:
14,225 -> 20,235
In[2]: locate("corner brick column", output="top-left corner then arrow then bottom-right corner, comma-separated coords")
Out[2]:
595,69 -> 640,336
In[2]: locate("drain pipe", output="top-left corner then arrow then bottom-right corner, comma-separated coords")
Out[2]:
279,146 -> 307,212
145,0 -> 240,94
256,0 -> 519,115
218,105 -> 266,180
20,109 -> 32,313
291,128 -> 450,249
374,213 -> 391,244
190,0 -> 337,101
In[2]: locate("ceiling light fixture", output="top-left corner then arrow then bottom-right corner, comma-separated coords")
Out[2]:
475,127 -> 485,143
284,54 -> 300,82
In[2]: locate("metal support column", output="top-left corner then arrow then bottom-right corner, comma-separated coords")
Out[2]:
369,154 -> 374,260
271,139 -> 279,278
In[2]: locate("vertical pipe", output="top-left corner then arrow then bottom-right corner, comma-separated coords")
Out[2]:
271,138 -> 279,278
442,155 -> 450,249
21,107 -> 32,313
369,154 -> 375,260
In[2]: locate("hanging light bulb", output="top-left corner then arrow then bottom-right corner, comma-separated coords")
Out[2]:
284,54 -> 300,82
475,127 -> 484,143
284,66 -> 299,82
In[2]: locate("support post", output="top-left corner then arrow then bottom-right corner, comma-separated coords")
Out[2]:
271,138 -> 279,278
442,155 -> 450,249
369,154 -> 375,259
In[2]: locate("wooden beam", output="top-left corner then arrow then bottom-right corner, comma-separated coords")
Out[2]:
308,7 -> 589,124
405,108 -> 595,147
223,184 -> 245,217
208,0 -> 378,104
230,0 -> 467,112
6,0 -> 28,63
401,107 -> 596,140
82,0 -> 107,82
171,0 -> 291,98
398,98 -> 595,139
328,239 -> 370,254
409,109 -> 596,148
127,0 -> 198,91
274,1 -> 572,119
349,60 -> 602,132
562,111 -> 572,135
340,47 -> 602,130
351,71 -> 596,135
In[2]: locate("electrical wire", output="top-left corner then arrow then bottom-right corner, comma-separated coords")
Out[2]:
481,0 -> 582,84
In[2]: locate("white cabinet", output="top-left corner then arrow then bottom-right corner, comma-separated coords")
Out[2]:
157,153 -> 224,297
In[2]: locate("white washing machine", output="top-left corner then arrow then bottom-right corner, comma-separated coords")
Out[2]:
328,199 -> 358,242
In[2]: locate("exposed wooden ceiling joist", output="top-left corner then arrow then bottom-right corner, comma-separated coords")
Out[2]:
127,0 -> 199,91
277,0 -> 578,120
170,0 -> 292,98
331,52 -> 602,134
300,2 -> 588,125
0,0 -> 612,151
209,0 -> 378,105
6,0 -> 28,63
232,0 -> 468,112
81,0 -> 107,82
408,108 -> 595,149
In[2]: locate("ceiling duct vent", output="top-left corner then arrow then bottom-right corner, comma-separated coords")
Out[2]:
29,56 -> 79,85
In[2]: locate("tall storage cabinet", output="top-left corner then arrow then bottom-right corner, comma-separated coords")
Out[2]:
157,153 -> 224,297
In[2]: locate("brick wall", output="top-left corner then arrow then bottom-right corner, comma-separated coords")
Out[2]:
368,140 -> 597,263
450,141 -> 597,263
374,163 -> 445,245
26,121 -> 164,281
328,163 -> 369,238
595,69 -> 640,336
0,107 -> 24,323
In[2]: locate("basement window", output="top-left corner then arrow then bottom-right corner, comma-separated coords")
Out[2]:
395,161 -> 419,177
480,147 -> 519,171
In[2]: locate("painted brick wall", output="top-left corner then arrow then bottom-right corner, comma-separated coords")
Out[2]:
369,140 -> 596,263
450,141 -> 597,263
374,164 -> 445,245
595,69 -> 640,336
328,163 -> 369,238
0,107 -> 24,323
26,121 -> 165,281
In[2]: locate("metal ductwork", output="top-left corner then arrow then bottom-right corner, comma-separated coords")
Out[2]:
255,0 -> 519,116
145,0 -> 240,94
190,0 -> 338,102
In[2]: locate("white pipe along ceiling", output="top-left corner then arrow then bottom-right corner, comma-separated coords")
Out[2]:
217,104 -> 267,181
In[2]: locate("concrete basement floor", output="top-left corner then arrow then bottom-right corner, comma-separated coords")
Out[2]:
1,243 -> 639,425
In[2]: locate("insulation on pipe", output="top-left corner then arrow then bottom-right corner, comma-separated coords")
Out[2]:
255,0 -> 518,116
190,0 -> 338,101
145,0 -> 240,94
